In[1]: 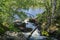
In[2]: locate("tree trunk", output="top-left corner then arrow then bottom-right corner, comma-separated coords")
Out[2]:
51,0 -> 57,24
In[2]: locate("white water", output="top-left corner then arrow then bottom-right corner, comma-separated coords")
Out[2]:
23,22 -> 46,40
14,8 -> 46,40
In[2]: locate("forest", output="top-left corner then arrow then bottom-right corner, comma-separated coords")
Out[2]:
0,0 -> 60,40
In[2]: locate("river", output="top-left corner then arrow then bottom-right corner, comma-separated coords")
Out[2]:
14,8 -> 46,40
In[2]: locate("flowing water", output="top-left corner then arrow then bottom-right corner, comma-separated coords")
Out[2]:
23,22 -> 46,40
14,8 -> 46,40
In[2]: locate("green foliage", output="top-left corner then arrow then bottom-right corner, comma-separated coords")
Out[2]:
36,13 -> 47,23
0,26 -> 5,34
0,0 -> 60,40
0,0 -> 43,34
41,30 -> 49,36
35,1 -> 60,39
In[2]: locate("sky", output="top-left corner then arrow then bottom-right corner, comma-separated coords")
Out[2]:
14,8 -> 45,20
21,8 -> 45,17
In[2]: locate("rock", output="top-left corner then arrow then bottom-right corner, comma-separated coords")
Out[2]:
2,31 -> 27,40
